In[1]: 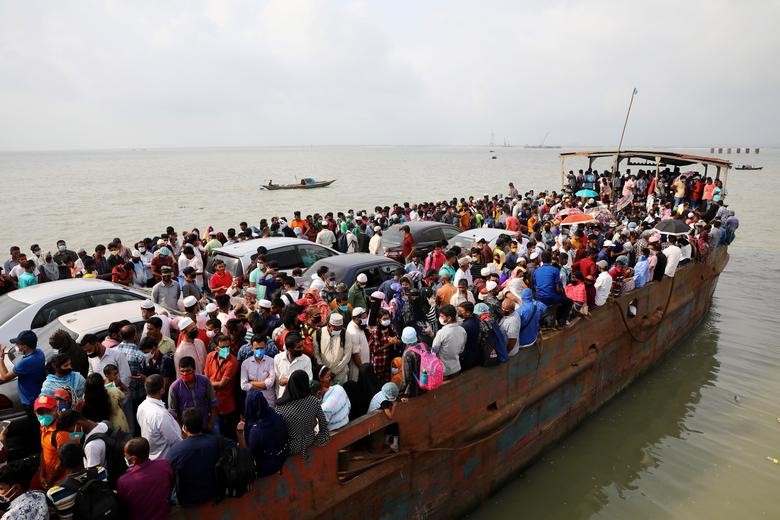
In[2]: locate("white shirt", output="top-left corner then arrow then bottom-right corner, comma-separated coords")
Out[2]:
453,268 -> 473,288
83,421 -> 109,468
663,244 -> 682,277
273,352 -> 313,398
136,397 -> 182,460
594,271 -> 613,306
499,313 -> 521,356
368,234 -> 385,256
316,228 -> 336,248
345,321 -> 369,382
178,253 -> 204,287
88,348 -> 131,386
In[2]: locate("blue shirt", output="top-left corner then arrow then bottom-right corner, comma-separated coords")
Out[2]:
168,434 -> 225,507
518,290 -> 546,346
533,264 -> 563,305
14,348 -> 46,405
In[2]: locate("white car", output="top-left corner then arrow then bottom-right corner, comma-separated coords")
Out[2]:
0,278 -> 150,346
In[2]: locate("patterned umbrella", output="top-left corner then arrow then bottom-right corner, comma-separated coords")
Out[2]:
586,206 -> 615,225
555,207 -> 583,220
560,213 -> 598,226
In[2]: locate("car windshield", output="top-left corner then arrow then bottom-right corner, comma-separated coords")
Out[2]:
207,254 -> 243,277
0,294 -> 29,328
302,263 -> 348,286
382,227 -> 404,247
450,236 -> 475,250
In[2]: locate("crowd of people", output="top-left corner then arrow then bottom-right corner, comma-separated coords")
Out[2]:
0,165 -> 738,518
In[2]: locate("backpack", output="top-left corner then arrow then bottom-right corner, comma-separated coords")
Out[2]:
335,233 -> 348,253
60,467 -> 121,520
83,422 -> 133,487
478,322 -> 501,367
215,443 -> 257,499
409,343 -> 444,391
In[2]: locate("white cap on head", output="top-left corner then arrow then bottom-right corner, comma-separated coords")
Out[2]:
178,317 -> 194,330
205,303 -> 218,313
245,287 -> 257,296
356,273 -> 367,284
140,300 -> 155,310
329,313 -> 344,326
182,296 -> 198,308
480,267 -> 492,277
486,281 -> 498,291
374,226 -> 381,232
603,240 -> 614,247
352,306 -> 366,317
258,299 -> 272,309
132,249 -> 141,258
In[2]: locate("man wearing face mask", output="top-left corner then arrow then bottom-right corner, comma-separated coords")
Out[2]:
33,394 -> 71,490
368,310 -> 400,382
55,410 -> 111,471
203,335 -> 239,440
46,441 -> 110,518
240,334 -> 277,407
53,239 -> 78,280
152,266 -> 181,310
173,318 -> 206,375
38,251 -> 60,283
139,337 -> 175,400
314,313 -> 350,385
431,305 -> 466,378
0,330 -> 46,424
117,437 -> 175,520
135,242 -> 154,287
345,307 -> 370,382
348,273 -> 368,310
168,357 -> 217,432
273,333 -> 312,399
80,334 -> 132,390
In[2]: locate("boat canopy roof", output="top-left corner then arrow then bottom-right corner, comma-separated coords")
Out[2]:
560,149 -> 732,168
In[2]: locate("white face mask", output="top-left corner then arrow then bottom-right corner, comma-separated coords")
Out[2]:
439,317 -> 447,326
360,318 -> 368,326
206,330 -> 216,338
380,319 -> 391,327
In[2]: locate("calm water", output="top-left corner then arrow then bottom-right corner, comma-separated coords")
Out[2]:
1,146 -> 778,518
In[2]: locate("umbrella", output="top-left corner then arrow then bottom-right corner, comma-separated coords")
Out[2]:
575,189 -> 598,198
586,206 -> 614,225
554,207 -> 583,220
560,213 -> 598,226
653,219 -> 690,235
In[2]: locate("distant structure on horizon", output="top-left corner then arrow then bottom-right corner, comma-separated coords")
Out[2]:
524,131 -> 561,149
710,146 -> 760,154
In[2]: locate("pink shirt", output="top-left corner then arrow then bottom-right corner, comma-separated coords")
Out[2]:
117,460 -> 174,520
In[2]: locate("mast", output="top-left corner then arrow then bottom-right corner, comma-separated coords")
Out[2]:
612,87 -> 638,178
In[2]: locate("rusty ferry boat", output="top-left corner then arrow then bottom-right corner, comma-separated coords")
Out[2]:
186,150 -> 732,520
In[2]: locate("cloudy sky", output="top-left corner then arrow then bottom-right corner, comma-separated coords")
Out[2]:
1,0 -> 777,150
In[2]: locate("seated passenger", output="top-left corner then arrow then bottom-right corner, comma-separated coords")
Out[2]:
316,367 -> 351,431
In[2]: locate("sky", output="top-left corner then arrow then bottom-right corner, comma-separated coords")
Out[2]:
0,0 -> 778,150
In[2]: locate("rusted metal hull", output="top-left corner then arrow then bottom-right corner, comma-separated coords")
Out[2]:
184,248 -> 729,520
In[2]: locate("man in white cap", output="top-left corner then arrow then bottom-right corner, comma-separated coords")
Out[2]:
453,256 -> 473,288
368,226 -> 384,256
345,307 -> 369,382
140,299 -> 172,339
348,273 -> 368,310
594,260 -> 612,306
174,317 -> 207,374
314,313 -> 350,384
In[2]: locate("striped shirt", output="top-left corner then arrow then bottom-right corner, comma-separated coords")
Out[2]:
47,466 -> 108,520
320,385 -> 350,430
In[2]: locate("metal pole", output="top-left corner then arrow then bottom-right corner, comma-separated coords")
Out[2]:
613,88 -> 638,176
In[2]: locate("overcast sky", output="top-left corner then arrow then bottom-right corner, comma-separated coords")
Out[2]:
1,0 -> 778,150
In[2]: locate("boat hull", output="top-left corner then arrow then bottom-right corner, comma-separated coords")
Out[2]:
183,248 -> 729,520
262,180 -> 335,190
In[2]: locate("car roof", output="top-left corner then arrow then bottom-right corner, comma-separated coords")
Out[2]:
6,278 -> 125,305
311,253 -> 400,269
453,228 -> 514,241
53,300 -> 164,335
387,221 -> 459,231
212,237 -> 325,257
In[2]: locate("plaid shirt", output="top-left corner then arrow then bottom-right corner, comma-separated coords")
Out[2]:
115,342 -> 146,401
368,325 -> 397,383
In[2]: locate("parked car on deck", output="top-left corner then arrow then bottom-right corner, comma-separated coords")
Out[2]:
302,254 -> 402,295
448,228 -> 519,252
381,222 -> 461,262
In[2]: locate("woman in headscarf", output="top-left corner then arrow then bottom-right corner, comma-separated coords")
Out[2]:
40,353 -> 86,401
275,370 -> 329,458
81,373 -> 129,432
342,363 -> 381,420
315,367 -> 351,431
239,391 -> 288,476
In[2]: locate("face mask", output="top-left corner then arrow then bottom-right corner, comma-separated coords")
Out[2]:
37,414 -> 55,427
138,247 -> 146,253
124,457 -> 133,468
360,318 -> 368,326
59,368 -> 72,376
253,349 -> 266,358
439,317 -> 447,325
143,352 -> 153,362
218,347 -> 230,359
380,319 -> 391,327
57,402 -> 70,412
391,367 -> 400,375
58,245 -> 67,251
69,430 -> 84,441
339,305 -> 349,312
181,372 -> 194,383
206,330 -> 216,338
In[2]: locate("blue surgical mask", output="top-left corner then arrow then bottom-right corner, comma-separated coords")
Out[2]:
37,414 -> 55,427
339,305 -> 349,312
218,347 -> 230,359
253,349 -> 266,358
124,457 -> 133,468
69,431 -> 84,441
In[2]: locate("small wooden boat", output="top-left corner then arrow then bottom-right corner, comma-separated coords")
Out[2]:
734,164 -> 763,171
261,178 -> 336,190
